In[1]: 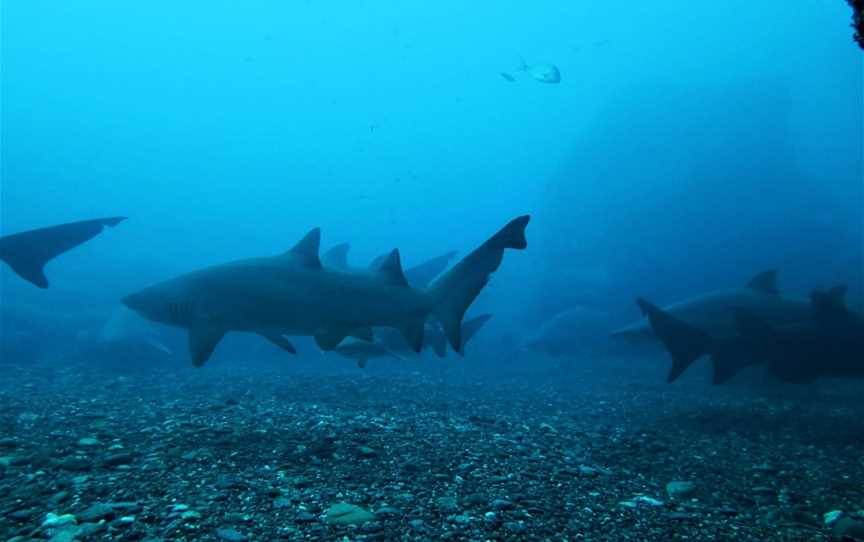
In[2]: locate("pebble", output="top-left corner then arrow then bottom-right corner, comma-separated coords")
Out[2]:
490,498 -> 516,511
78,503 -> 115,523
42,512 -> 77,528
76,437 -> 100,447
503,520 -> 527,533
215,527 -> 248,542
666,481 -> 696,500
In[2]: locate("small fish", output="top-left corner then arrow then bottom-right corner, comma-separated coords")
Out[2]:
500,72 -> 516,82
517,57 -> 561,84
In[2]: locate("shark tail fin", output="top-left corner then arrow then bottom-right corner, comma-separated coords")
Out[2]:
430,216 -> 529,350
636,298 -> 712,383
0,217 -> 126,288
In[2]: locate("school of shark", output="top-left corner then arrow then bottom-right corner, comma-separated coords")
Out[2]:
1,215 -> 860,386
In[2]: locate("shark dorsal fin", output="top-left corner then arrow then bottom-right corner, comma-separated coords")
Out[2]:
374,249 -> 409,287
746,269 -> 778,295
321,243 -> 350,270
285,228 -> 322,269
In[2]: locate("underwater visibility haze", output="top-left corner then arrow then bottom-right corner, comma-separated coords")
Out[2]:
1,1 -> 863,540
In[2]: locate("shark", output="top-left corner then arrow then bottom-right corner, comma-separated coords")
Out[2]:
638,286 -> 864,384
0,217 -> 126,288
122,216 -> 529,366
610,270 -> 812,349
333,313 -> 493,368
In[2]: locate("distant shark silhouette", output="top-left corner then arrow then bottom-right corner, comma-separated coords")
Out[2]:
321,243 -> 457,289
638,287 -> 864,384
0,217 -> 126,288
333,313 -> 493,368
123,216 -> 529,366
610,270 -> 811,354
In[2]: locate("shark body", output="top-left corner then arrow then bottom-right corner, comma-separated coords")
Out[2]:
638,287 -> 864,384
610,270 -> 811,344
123,216 -> 529,366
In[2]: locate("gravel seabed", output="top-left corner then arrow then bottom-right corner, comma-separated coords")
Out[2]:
1,362 -> 863,541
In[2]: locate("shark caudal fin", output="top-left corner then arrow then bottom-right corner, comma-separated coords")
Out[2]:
0,217 -> 126,288
431,216 -> 529,350
636,298 -> 712,383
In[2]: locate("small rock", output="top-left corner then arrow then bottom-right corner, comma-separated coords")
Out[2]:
273,497 -> 291,509
503,520 -> 527,534
215,527 -> 247,542
42,512 -> 77,528
374,506 -> 402,518
825,510 -> 844,525
78,503 -> 115,523
356,446 -> 377,458
666,481 -> 696,500
181,510 -> 201,521
490,498 -> 515,511
295,511 -> 316,523
408,519 -> 426,532
100,453 -> 134,468
77,437 -> 100,447
324,503 -> 375,525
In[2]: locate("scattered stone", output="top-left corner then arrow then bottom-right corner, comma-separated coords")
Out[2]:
503,520 -> 527,533
100,453 -> 134,468
42,512 -> 77,528
666,481 -> 696,500
215,527 -> 247,542
825,510 -> 844,525
490,498 -> 516,511
324,503 -> 375,525
78,503 -> 115,522
295,511 -> 317,523
181,510 -> 202,521
76,437 -> 100,447
356,445 -> 377,458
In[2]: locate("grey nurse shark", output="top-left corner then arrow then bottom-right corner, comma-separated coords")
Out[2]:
610,270 -> 812,344
122,216 -> 529,366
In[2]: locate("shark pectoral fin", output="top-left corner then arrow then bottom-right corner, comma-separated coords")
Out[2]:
314,322 -> 358,351
259,333 -> 297,354
349,326 -> 374,342
385,348 -> 409,362
746,269 -> 779,295
144,337 -> 173,354
396,318 -> 426,353
188,326 -> 227,367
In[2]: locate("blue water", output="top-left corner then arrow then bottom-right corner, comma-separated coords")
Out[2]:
1,2 -> 863,539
